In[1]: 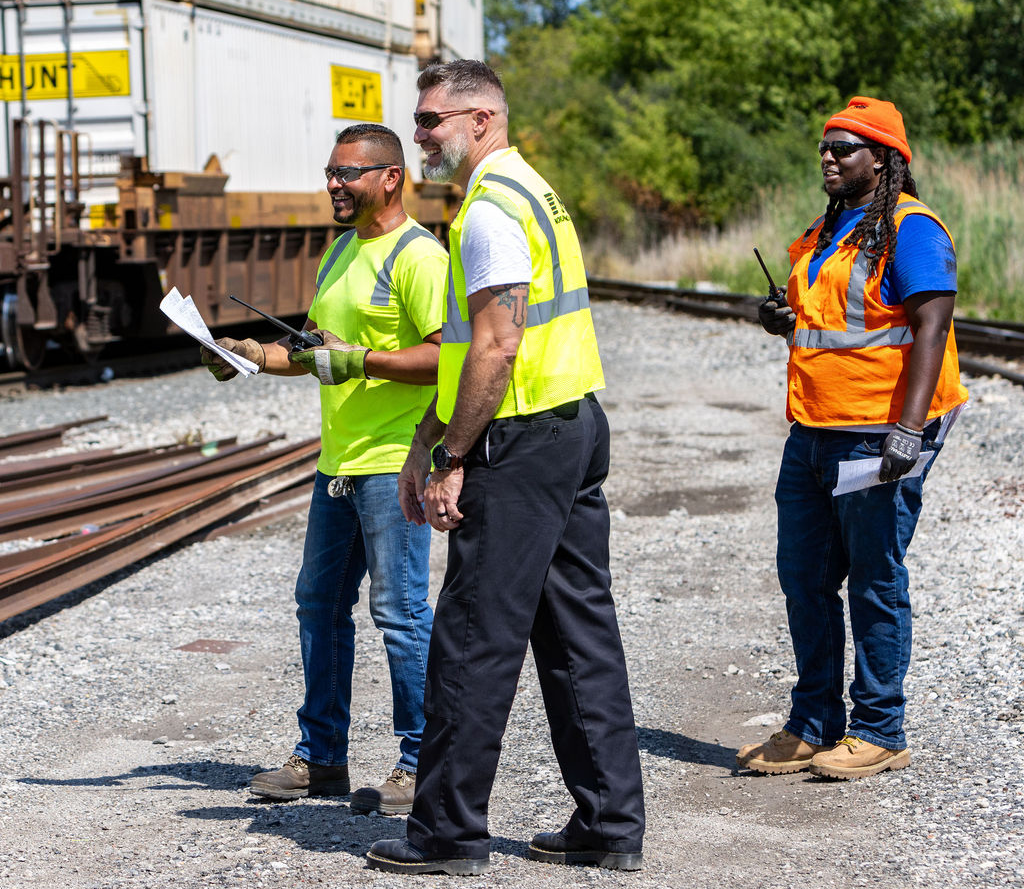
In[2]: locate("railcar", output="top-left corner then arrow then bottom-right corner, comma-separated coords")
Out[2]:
0,0 -> 480,369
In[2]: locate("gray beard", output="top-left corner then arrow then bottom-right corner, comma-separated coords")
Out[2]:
423,132 -> 469,183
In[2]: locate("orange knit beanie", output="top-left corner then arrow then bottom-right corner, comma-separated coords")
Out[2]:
824,96 -> 912,164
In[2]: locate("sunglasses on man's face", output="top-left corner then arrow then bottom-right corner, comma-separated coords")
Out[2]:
413,108 -> 486,130
818,140 -> 879,159
323,164 -> 393,184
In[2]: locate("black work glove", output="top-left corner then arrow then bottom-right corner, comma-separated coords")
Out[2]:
879,423 -> 923,482
758,292 -> 795,336
200,337 -> 265,382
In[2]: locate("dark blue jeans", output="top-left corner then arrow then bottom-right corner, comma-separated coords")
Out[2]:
775,422 -> 942,750
293,471 -> 432,772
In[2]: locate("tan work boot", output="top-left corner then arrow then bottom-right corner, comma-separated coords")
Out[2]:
735,729 -> 831,774
350,767 -> 416,815
249,753 -> 350,800
808,735 -> 910,779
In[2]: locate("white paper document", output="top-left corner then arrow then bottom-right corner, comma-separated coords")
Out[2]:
833,450 -> 936,497
160,287 -> 258,377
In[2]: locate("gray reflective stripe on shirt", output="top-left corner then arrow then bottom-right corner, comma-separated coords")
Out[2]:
316,230 -> 357,294
442,173 -> 590,343
369,228 -> 441,306
796,201 -> 930,350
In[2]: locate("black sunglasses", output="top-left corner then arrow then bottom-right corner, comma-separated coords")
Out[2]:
413,108 -> 488,130
818,140 -> 880,159
323,164 -> 393,183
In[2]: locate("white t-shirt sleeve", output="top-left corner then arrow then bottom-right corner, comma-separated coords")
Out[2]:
460,199 -> 532,296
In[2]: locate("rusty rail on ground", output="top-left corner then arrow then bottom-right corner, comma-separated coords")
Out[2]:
0,419 -> 316,623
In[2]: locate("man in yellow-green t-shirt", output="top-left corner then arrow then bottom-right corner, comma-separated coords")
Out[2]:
201,124 -> 447,815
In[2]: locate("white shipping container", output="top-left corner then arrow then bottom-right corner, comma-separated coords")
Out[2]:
438,0 -> 483,62
1,0 -> 481,213
146,0 -> 423,193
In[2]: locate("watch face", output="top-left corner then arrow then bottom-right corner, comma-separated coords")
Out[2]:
432,443 -> 461,470
431,443 -> 449,470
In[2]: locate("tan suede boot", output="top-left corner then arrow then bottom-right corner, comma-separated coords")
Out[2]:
736,729 -> 832,774
808,735 -> 910,779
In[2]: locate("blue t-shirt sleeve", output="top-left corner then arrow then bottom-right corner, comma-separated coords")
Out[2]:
886,214 -> 957,305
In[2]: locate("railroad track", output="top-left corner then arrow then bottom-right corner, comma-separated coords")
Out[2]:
588,276 -> 1024,386
0,418 -> 317,623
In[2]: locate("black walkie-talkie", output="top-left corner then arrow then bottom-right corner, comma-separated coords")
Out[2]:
228,295 -> 324,350
753,247 -> 786,306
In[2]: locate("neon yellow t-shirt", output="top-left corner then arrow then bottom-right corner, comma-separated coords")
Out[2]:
308,217 -> 447,475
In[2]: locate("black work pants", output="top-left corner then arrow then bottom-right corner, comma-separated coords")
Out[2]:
406,395 -> 645,859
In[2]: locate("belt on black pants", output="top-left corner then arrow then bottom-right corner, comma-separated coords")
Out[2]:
507,393 -> 594,424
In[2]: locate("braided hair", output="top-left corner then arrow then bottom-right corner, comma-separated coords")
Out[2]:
812,150 -> 918,278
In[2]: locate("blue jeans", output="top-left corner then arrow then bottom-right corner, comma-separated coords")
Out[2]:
775,422 -> 943,750
293,471 -> 432,772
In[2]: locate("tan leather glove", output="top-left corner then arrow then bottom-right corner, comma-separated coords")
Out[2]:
200,337 -> 266,381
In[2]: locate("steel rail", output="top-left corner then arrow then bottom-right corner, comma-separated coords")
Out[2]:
185,481 -> 313,542
0,438 -> 239,494
0,436 -> 289,542
0,435 -> 281,517
0,416 -> 108,457
0,439 -> 319,623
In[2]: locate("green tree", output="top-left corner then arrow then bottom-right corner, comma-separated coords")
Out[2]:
493,0 -> 1024,243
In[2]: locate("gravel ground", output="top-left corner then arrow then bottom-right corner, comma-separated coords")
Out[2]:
1,301 -> 1022,889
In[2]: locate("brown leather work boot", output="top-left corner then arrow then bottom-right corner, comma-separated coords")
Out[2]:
808,735 -> 910,779
249,753 -> 350,800
736,729 -> 832,774
350,767 -> 416,814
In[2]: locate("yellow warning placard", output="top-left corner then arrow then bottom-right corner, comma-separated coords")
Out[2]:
331,66 -> 383,122
0,50 -> 130,101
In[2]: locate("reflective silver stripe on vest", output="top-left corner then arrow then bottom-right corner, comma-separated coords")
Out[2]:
316,230 -> 357,294
443,263 -> 469,343
370,228 -> 440,306
793,326 -> 914,349
796,201 -> 931,350
441,173 -> 590,344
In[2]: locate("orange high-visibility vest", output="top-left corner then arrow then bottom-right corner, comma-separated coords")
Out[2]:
784,194 -> 968,426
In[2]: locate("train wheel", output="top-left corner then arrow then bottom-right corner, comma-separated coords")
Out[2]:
1,293 -> 47,371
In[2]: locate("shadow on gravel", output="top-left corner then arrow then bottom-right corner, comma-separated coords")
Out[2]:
638,726 -> 735,769
18,760 -> 256,791
178,804 -> 527,859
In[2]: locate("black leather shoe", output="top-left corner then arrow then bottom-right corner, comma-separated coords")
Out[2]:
528,829 -> 643,871
366,839 -> 490,875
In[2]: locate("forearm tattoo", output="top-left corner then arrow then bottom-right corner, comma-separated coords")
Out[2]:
490,283 -> 529,327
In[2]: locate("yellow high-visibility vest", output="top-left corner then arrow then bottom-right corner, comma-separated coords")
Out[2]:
436,148 -> 604,423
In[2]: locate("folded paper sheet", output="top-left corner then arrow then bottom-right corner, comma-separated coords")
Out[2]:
833,451 -> 936,496
160,288 -> 258,377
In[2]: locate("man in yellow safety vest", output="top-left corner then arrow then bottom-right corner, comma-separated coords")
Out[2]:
201,124 -> 448,815
366,59 -> 645,877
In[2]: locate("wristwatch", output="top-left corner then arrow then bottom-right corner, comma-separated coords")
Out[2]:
431,441 -> 463,471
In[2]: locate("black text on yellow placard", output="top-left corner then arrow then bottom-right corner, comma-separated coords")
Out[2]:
331,66 -> 383,122
0,50 -> 130,101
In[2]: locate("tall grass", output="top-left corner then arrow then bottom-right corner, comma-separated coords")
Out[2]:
586,140 -> 1024,320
